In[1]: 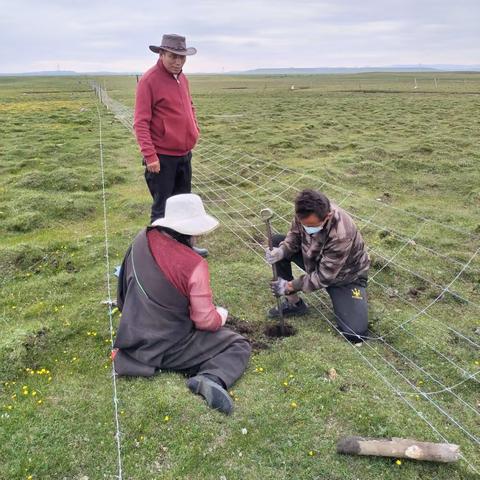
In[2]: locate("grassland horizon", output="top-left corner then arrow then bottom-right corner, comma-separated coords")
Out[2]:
1,72 -> 479,479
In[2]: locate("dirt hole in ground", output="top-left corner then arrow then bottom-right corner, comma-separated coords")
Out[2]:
264,323 -> 297,338
227,316 -> 296,351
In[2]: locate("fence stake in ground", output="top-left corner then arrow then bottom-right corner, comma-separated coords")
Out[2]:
260,208 -> 285,336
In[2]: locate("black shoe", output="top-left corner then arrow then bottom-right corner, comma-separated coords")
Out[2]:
268,298 -> 309,318
193,246 -> 209,258
186,375 -> 233,415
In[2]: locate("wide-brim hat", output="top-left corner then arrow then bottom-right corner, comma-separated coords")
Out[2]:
151,194 -> 218,235
149,34 -> 197,56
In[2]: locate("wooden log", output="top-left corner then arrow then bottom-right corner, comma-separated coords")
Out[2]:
337,436 -> 460,463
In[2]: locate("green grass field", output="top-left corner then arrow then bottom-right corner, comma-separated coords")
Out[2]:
0,72 -> 479,479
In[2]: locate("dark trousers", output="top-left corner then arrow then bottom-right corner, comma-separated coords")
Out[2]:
161,328 -> 251,389
115,328 -> 251,389
144,152 -> 192,222
272,234 -> 369,341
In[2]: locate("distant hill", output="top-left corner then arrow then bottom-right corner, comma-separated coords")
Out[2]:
1,65 -> 479,77
230,65 -> 480,75
3,70 -> 79,76
0,70 -> 141,77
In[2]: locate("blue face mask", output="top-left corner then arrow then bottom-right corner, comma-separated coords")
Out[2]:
302,225 -> 323,235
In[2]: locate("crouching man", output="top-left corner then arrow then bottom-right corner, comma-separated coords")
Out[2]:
266,189 -> 370,342
113,194 -> 251,414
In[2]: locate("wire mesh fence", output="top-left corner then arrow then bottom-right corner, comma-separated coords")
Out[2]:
91,81 -> 480,474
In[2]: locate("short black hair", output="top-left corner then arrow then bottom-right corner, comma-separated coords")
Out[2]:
295,189 -> 331,220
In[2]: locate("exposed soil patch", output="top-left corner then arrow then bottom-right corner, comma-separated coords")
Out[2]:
23,328 -> 48,350
21,328 -> 50,370
264,323 -> 296,338
249,232 -> 265,245
408,285 -> 426,297
227,316 -> 296,351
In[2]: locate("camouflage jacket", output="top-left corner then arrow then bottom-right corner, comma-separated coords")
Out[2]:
279,204 -> 370,292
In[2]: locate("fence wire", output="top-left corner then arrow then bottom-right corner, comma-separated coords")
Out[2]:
91,81 -> 480,474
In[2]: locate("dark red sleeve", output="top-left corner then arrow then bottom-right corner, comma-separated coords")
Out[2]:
133,78 -> 158,164
187,261 -> 222,331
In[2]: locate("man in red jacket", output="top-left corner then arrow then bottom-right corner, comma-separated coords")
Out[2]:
134,34 -> 207,254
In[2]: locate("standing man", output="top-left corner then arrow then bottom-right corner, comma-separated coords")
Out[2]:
266,189 -> 371,343
134,34 -> 207,256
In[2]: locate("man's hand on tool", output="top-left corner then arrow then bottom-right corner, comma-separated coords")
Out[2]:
271,277 -> 293,296
265,246 -> 284,265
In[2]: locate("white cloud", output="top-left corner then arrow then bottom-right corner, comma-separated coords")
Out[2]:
0,0 -> 479,72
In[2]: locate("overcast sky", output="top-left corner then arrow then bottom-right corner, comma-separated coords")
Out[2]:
1,0 -> 479,73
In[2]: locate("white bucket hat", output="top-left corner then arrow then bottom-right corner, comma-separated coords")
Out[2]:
151,194 -> 219,235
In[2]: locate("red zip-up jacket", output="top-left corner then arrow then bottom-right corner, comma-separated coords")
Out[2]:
134,60 -> 200,164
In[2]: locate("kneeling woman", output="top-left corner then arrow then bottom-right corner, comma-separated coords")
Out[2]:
113,194 -> 251,414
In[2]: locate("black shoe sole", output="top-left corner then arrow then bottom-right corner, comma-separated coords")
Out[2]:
187,376 -> 233,415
